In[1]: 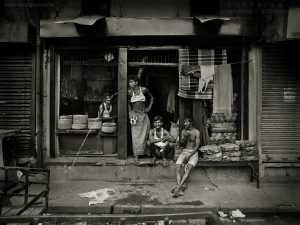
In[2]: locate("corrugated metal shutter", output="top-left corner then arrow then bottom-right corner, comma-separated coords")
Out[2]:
0,52 -> 34,157
262,43 -> 300,160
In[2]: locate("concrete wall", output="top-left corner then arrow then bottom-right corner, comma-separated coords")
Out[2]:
47,164 -> 252,183
262,167 -> 300,183
110,0 -> 189,17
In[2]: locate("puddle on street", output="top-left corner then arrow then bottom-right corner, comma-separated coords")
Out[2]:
114,193 -> 161,205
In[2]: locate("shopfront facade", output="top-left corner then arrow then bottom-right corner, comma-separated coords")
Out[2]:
41,34 -> 256,162
1,0 -> 299,181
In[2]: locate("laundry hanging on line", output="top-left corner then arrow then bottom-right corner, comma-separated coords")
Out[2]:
213,64 -> 233,114
178,48 -> 227,100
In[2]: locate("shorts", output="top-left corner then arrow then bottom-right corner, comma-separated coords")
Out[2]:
176,149 -> 198,167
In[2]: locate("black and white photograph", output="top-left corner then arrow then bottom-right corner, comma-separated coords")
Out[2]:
0,0 -> 300,224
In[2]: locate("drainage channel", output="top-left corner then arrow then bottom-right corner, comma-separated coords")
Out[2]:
0,211 -> 220,225
1,212 -> 300,225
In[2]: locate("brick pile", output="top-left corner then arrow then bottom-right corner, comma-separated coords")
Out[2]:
236,140 -> 258,161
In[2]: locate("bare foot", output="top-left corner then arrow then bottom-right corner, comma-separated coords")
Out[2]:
170,186 -> 177,193
173,186 -> 181,197
163,159 -> 168,167
172,186 -> 185,197
150,157 -> 156,166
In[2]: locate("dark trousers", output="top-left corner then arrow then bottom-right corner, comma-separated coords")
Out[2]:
149,143 -> 174,159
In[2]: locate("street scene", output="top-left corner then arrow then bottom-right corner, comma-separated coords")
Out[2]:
0,0 -> 300,224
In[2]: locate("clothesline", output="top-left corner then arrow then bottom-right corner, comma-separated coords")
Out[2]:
179,55 -> 227,57
118,59 -> 253,65
180,59 -> 253,65
227,59 -> 253,65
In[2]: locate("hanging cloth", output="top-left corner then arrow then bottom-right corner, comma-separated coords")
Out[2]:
213,64 -> 233,114
198,65 -> 215,93
178,49 -> 227,100
166,85 -> 177,113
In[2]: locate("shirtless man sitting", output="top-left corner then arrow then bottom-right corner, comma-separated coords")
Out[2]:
172,117 -> 200,198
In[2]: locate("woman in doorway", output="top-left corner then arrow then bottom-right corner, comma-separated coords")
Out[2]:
128,75 -> 154,164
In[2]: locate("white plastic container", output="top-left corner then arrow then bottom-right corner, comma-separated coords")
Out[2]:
58,115 -> 72,129
72,123 -> 88,130
73,115 -> 88,124
101,122 -> 117,133
88,118 -> 102,130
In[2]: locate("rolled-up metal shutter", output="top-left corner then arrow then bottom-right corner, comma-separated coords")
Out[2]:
0,51 -> 34,157
262,43 -> 300,161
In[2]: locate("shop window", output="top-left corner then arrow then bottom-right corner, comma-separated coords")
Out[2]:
57,49 -> 118,156
59,49 -> 118,118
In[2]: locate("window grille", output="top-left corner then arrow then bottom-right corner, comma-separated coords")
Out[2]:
128,50 -> 178,66
60,49 -> 118,65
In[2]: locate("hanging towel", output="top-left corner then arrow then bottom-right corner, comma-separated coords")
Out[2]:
181,64 -> 201,77
180,65 -> 200,91
178,49 -> 227,99
213,64 -> 233,114
198,65 -> 215,93
166,85 -> 177,113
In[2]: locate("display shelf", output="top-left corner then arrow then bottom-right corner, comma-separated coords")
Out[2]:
56,129 -> 117,136
56,129 -> 98,134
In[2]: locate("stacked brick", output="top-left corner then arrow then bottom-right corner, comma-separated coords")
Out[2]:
199,141 -> 257,162
236,140 -> 258,161
199,145 -> 222,161
219,143 -> 241,161
209,93 -> 239,144
209,113 -> 238,144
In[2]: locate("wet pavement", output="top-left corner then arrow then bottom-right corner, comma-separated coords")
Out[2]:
48,180 -> 300,215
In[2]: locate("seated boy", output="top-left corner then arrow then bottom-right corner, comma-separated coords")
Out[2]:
148,115 -> 176,166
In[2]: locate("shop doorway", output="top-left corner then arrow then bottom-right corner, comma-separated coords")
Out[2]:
126,66 -> 179,157
141,67 -> 179,129
127,48 -> 179,157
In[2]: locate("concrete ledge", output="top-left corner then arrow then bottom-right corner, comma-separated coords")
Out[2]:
188,218 -> 206,224
47,204 -> 300,214
277,205 -> 300,213
141,204 -> 217,214
171,219 -> 189,224
113,205 -> 141,214
219,206 -> 278,214
47,205 -> 113,214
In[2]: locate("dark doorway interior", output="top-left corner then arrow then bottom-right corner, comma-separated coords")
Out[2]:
142,67 -> 179,130
127,66 -> 179,157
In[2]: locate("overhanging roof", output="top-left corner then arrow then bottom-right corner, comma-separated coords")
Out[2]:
195,17 -> 231,23
41,17 -> 258,38
55,15 -> 105,26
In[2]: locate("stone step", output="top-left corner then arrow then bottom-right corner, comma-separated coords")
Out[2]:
46,157 -> 252,182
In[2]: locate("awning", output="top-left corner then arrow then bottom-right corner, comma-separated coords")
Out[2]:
41,17 -> 258,38
194,17 -> 231,23
55,15 -> 105,26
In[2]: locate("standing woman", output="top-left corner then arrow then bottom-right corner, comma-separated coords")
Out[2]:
128,75 -> 154,163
